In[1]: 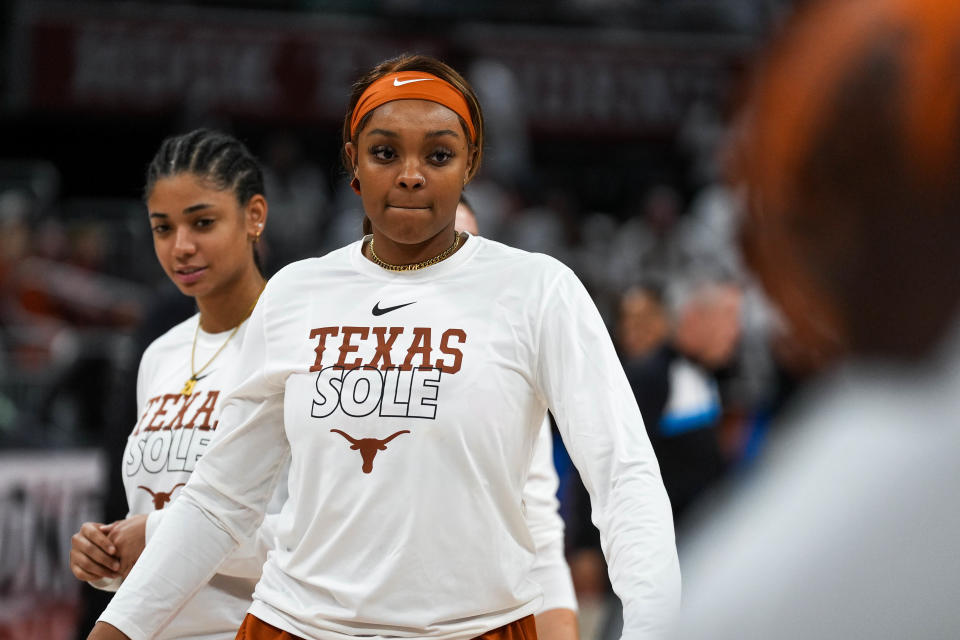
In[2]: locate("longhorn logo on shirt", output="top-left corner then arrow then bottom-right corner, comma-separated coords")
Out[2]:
138,483 -> 185,509
330,429 -> 409,473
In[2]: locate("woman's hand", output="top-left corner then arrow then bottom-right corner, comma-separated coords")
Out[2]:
70,521 -> 120,582
88,621 -> 132,639
107,514 -> 148,578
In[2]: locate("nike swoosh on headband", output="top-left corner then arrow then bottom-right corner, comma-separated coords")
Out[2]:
393,78 -> 435,87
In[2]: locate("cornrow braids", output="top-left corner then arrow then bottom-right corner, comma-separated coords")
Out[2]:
145,129 -> 265,208
145,129 -> 267,274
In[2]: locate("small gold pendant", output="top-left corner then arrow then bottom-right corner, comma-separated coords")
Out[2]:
181,376 -> 197,397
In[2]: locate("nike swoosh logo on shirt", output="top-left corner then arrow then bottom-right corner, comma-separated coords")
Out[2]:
372,301 -> 416,316
393,78 -> 434,87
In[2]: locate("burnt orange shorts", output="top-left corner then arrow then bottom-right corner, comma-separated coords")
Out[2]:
235,613 -> 538,640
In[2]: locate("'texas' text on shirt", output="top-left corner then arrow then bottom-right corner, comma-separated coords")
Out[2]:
309,326 -> 466,374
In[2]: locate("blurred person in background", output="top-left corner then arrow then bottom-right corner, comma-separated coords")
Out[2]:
679,0 -> 960,638
658,278 -> 740,524
70,129 -> 282,640
616,285 -> 672,426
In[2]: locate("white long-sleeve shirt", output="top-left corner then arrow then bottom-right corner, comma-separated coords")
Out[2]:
99,235 -> 678,639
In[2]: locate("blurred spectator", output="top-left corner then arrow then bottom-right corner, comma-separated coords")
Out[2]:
670,278 -> 742,372
657,278 -> 739,517
679,1 -> 960,638
618,285 -> 671,363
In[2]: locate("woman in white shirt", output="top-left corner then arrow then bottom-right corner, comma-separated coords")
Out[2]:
87,55 -> 678,640
69,129 -> 274,639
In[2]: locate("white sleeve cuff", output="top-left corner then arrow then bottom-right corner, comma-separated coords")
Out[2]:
530,537 -> 579,613
97,610 -> 151,640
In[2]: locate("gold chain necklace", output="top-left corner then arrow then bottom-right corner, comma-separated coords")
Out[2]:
368,232 -> 461,272
181,289 -> 264,396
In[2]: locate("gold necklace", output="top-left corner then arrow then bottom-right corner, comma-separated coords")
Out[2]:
368,232 -> 462,272
181,289 -> 264,396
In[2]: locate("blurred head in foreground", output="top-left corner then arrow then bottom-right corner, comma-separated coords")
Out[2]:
738,0 -> 960,365
679,7 -> 960,639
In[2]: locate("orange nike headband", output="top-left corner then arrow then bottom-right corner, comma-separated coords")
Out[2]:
349,71 -> 477,143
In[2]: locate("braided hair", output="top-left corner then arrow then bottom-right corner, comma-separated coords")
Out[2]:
145,129 -> 266,274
